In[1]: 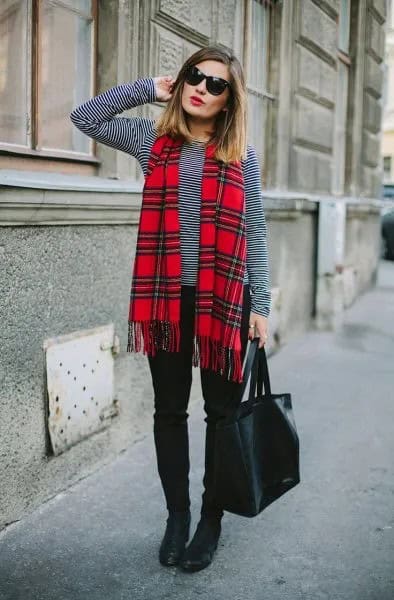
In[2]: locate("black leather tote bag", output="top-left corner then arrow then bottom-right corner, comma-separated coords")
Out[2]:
213,339 -> 300,517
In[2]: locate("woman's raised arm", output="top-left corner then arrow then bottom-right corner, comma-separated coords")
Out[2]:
69,78 -> 157,158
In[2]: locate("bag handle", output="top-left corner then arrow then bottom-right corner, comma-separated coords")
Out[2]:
256,344 -> 272,397
220,340 -> 272,426
239,338 -> 258,400
239,339 -> 272,401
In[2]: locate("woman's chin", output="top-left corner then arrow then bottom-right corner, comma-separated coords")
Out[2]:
183,107 -> 211,122
184,104 -> 201,115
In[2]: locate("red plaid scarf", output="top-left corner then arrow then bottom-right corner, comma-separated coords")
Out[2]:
127,134 -> 246,382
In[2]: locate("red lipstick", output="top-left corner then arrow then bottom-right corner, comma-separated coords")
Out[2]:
190,96 -> 204,105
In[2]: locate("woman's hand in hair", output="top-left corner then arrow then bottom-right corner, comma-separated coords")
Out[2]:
248,313 -> 268,349
153,75 -> 176,102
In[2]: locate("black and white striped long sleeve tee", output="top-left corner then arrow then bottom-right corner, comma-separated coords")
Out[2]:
70,78 -> 271,317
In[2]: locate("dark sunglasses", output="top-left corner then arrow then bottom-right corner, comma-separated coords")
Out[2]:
184,66 -> 230,96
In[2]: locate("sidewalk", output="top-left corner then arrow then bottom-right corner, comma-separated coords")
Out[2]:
1,261 -> 393,600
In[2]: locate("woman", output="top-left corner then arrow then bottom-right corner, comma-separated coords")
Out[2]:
70,46 -> 270,572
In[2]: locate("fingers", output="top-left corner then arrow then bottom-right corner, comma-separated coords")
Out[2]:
248,323 -> 263,344
256,323 -> 267,348
156,75 -> 174,83
248,319 -> 268,348
248,322 -> 256,342
164,77 -> 175,99
163,75 -> 175,87
154,76 -> 176,101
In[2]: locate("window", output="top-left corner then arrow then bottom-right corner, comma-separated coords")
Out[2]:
383,155 -> 392,180
0,1 -> 31,149
338,0 -> 350,54
0,0 -> 97,167
388,0 -> 394,31
243,0 -> 274,182
332,0 -> 351,195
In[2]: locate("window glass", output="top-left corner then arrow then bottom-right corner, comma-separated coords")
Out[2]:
0,0 -> 30,147
246,0 -> 270,167
383,155 -> 391,176
248,0 -> 269,91
338,0 -> 350,54
40,0 -> 93,153
58,0 -> 92,14
247,91 -> 267,175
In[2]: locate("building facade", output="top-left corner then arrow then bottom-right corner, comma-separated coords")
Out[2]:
381,0 -> 394,184
0,0 -> 386,529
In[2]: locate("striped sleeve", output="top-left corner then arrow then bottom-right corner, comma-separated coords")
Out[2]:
243,145 -> 271,317
69,78 -> 157,166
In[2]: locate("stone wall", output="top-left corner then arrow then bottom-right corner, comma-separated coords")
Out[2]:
0,199 -> 321,530
289,0 -> 337,193
0,0 -> 386,530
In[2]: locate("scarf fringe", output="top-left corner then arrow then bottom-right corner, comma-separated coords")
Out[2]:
192,335 -> 243,383
127,323 -> 243,382
127,320 -> 181,356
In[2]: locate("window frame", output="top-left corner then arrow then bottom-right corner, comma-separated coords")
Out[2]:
0,0 -> 99,172
383,155 -> 392,180
332,0 -> 352,195
243,0 -> 276,185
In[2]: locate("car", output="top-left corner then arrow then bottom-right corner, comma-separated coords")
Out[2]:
382,207 -> 394,260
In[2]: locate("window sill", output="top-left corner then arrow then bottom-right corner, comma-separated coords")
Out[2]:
0,172 -> 383,226
262,190 -> 383,213
0,170 -> 143,226
0,169 -> 142,192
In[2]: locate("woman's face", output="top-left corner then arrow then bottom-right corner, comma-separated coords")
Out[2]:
181,59 -> 231,121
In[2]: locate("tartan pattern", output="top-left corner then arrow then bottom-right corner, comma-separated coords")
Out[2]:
127,134 -> 247,382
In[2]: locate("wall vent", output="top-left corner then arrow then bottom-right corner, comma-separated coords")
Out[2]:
43,324 -> 120,456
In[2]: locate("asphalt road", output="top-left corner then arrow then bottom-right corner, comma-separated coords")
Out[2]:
0,261 -> 393,600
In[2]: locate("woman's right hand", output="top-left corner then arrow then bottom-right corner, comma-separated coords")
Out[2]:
153,75 -> 176,102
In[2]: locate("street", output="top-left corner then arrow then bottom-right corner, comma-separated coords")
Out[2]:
0,261 -> 393,600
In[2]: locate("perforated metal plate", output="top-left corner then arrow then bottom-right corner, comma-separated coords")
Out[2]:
43,324 -> 120,456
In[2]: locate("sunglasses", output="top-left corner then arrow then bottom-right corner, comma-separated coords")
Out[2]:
184,66 -> 230,96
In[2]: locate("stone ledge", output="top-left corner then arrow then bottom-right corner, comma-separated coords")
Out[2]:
0,169 -> 384,225
0,170 -> 143,225
0,169 -> 142,193
0,189 -> 142,226
346,203 -> 383,217
263,189 -> 383,207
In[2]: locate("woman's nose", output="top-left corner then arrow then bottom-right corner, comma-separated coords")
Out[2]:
195,80 -> 207,94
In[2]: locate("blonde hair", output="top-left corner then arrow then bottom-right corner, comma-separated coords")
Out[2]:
155,46 -> 248,163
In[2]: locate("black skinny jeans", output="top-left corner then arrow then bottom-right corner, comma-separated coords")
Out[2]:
148,284 -> 251,519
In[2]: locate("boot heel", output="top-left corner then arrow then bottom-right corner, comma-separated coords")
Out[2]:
180,516 -> 221,572
159,510 -> 191,566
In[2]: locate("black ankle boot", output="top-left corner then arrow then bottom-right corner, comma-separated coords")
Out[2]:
159,510 -> 191,566
180,515 -> 222,572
